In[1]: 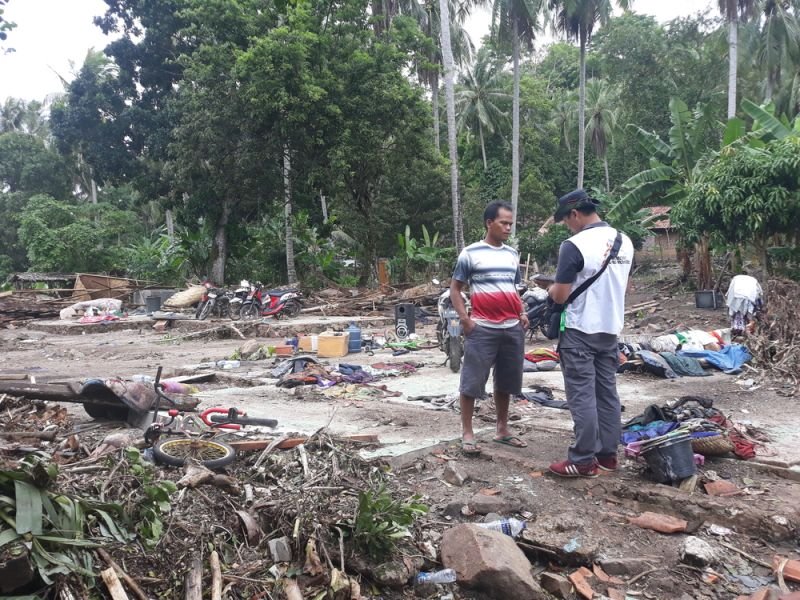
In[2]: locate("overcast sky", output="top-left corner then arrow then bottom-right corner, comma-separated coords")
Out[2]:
1,0 -> 715,102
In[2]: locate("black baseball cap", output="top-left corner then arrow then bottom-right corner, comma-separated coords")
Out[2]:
553,189 -> 600,223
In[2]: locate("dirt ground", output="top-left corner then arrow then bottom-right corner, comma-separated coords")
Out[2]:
2,270 -> 800,599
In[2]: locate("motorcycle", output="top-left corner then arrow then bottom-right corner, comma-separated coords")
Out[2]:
196,285 -> 232,320
433,279 -> 471,373
520,274 -> 555,340
240,283 -> 304,320
229,280 -> 252,321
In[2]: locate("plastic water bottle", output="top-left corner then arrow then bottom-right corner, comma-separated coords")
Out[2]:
415,568 -> 457,585
478,518 -> 527,538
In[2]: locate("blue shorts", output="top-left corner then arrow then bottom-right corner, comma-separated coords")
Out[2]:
459,324 -> 525,399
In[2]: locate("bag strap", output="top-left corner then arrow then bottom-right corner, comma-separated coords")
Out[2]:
564,231 -> 623,306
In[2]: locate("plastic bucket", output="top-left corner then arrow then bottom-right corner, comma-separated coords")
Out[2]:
641,435 -> 696,483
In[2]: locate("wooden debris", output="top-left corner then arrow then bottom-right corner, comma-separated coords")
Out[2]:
210,551 -> 222,600
0,430 -> 57,441
101,567 -> 130,600
184,558 -> 203,600
96,548 -> 151,600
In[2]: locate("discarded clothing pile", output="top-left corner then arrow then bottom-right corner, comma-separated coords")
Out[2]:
523,348 -> 560,372
517,385 -> 568,410
622,396 -> 757,459
618,337 -> 750,377
272,357 -> 408,400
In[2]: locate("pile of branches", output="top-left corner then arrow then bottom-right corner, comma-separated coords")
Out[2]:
748,278 -> 800,387
1,408 -> 429,599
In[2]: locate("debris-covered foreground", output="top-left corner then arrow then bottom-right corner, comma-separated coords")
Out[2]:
2,392 -> 800,600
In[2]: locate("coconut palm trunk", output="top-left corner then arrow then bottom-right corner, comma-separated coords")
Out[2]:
727,14 -> 739,119
283,148 -> 298,285
479,122 -> 488,170
439,0 -> 464,252
511,19 -> 521,236
577,29 -> 587,189
432,72 -> 441,153
603,156 -> 610,192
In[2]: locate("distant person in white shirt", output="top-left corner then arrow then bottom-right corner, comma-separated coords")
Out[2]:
726,274 -> 763,335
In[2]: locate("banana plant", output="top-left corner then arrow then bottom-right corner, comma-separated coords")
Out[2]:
0,458 -> 131,585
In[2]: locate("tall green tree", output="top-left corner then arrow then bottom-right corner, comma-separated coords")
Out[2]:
718,0 -> 759,117
439,0 -> 465,250
456,48 -> 510,170
548,0 -> 631,189
757,0 -> 800,102
492,0 -> 542,236
583,78 -> 618,191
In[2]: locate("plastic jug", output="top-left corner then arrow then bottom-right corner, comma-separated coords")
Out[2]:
347,322 -> 362,353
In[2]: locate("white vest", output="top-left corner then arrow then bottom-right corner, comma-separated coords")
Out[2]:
564,225 -> 634,335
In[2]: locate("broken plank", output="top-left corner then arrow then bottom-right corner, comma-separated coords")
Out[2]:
101,567 -> 130,600
0,381 -> 81,401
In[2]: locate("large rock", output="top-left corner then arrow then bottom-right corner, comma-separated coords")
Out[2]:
443,462 -> 469,487
441,524 -> 546,599
469,492 -> 520,515
680,536 -> 717,567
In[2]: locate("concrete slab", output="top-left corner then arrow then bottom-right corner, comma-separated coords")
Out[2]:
27,314 -> 393,337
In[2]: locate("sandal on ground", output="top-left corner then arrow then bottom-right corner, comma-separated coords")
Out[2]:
461,439 -> 482,456
492,435 -> 528,448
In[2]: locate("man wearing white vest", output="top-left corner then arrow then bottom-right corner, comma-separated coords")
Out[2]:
547,189 -> 634,478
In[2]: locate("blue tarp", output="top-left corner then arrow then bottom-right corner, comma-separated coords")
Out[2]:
678,344 -> 751,374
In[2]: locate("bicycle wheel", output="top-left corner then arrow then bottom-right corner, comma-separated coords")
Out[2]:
153,438 -> 236,468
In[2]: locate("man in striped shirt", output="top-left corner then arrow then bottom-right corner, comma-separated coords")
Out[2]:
450,201 -> 529,456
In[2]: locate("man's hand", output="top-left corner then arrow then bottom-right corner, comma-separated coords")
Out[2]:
519,312 -> 529,331
461,317 -> 477,336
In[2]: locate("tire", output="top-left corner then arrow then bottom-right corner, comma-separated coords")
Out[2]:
448,336 -> 463,373
83,403 -> 129,421
240,302 -> 259,321
198,300 -> 213,321
153,438 -> 236,469
229,304 -> 241,321
195,301 -> 206,319
282,299 -> 302,318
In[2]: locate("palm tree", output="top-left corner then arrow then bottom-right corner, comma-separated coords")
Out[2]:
492,0 -> 543,236
416,0 -> 474,153
455,48 -> 510,169
551,91 -> 577,152
718,0 -> 759,118
584,79 -> 618,191
439,0 -> 466,251
549,0 -> 631,190
757,0 -> 800,102
0,97 -> 25,132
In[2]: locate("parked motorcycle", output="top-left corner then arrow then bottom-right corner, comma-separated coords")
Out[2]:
434,279 -> 471,373
229,280 -> 252,321
240,283 -> 304,320
521,286 -> 549,340
195,280 -> 215,319
197,285 -> 232,320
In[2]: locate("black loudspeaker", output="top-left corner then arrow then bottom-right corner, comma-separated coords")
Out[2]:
394,303 -> 415,339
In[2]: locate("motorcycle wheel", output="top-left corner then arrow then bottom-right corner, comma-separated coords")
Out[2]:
282,299 -> 302,318
448,336 -> 463,373
194,301 -> 206,319
241,302 -> 260,321
198,301 -> 213,321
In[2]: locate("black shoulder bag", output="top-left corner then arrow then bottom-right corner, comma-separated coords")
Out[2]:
544,232 -> 623,340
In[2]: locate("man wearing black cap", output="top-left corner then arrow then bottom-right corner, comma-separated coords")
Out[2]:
547,189 -> 634,478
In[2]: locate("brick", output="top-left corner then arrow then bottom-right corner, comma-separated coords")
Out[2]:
540,572 -> 574,599
773,555 -> 800,583
628,511 -> 688,534
568,571 -> 594,600
704,479 -> 740,497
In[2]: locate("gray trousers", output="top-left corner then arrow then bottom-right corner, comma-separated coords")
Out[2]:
559,328 -> 621,464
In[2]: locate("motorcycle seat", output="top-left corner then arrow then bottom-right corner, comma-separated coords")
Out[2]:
268,288 -> 299,296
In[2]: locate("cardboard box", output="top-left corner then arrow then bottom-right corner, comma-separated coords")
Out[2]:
298,336 -> 313,352
317,332 -> 349,358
